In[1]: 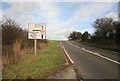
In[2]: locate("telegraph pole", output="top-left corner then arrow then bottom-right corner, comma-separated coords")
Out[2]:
113,29 -> 116,47
111,22 -> 116,47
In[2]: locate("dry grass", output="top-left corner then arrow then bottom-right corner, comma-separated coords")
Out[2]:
38,42 -> 47,50
12,40 -> 22,62
2,40 -> 47,67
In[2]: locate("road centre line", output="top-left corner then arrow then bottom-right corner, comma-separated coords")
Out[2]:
83,48 -> 120,65
67,42 -> 80,48
67,42 -> 120,65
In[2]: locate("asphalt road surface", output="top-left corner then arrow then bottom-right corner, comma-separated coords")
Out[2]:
61,41 -> 120,79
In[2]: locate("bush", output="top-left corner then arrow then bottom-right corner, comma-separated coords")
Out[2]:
2,18 -> 47,65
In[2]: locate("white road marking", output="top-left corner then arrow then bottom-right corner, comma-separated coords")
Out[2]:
61,42 -> 74,64
67,42 -> 73,46
67,42 -> 79,48
67,42 -> 120,65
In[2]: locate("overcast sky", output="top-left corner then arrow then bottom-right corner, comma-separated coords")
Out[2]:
1,0 -> 119,40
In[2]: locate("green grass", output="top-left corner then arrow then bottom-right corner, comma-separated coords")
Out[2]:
3,40 -> 66,79
84,43 -> 120,53
69,40 -> 120,53
80,42 -> 120,53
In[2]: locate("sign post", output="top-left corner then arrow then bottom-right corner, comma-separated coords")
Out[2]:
34,39 -> 37,55
28,23 -> 46,55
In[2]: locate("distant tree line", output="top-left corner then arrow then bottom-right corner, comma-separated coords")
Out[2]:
68,31 -> 91,42
68,17 -> 120,48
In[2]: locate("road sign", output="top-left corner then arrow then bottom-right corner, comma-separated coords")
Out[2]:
28,23 -> 46,55
28,23 -> 46,39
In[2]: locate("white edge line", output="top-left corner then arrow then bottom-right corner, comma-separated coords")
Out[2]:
67,42 -> 120,65
60,42 -> 69,65
61,41 -> 74,64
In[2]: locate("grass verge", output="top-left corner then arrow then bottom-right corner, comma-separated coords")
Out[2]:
2,40 -> 66,79
81,42 -> 120,53
70,40 -> 120,53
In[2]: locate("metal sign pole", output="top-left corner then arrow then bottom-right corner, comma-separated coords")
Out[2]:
34,39 -> 37,55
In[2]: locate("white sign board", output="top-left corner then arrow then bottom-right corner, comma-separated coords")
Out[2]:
28,23 -> 46,39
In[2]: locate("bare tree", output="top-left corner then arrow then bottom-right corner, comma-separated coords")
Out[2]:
93,17 -> 113,42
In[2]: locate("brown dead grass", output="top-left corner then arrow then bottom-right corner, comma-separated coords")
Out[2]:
2,40 -> 47,67
38,42 -> 47,50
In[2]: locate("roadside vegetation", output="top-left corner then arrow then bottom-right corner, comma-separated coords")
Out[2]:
2,18 -> 66,79
2,18 -> 35,65
68,17 -> 120,53
3,40 -> 66,79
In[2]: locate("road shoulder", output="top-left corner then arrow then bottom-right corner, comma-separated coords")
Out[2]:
46,41 -> 78,79
47,65 -> 76,79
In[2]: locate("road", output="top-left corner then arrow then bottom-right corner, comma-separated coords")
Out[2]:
61,41 -> 120,79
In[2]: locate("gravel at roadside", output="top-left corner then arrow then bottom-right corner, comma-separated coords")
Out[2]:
47,65 -> 77,79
